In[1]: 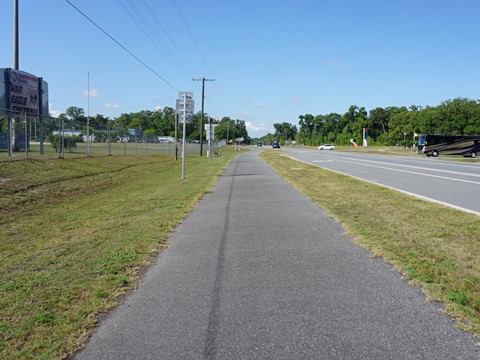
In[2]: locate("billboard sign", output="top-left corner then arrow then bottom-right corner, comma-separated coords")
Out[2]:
9,69 -> 40,116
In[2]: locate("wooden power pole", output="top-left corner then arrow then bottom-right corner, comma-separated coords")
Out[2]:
193,77 -> 214,156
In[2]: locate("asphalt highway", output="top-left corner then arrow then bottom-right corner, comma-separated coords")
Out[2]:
75,150 -> 479,359
283,148 -> 480,216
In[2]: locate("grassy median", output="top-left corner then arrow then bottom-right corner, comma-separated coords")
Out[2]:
0,149 -> 238,359
260,150 -> 480,343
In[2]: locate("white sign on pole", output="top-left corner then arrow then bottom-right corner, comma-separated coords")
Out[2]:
178,91 -> 193,99
204,123 -> 218,140
176,97 -> 194,124
177,91 -> 194,179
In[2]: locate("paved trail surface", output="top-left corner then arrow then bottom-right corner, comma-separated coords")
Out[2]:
75,150 -> 479,359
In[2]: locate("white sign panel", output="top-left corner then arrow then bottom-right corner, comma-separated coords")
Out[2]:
9,69 -> 39,116
204,123 -> 218,140
176,99 -> 194,123
176,92 -> 194,124
178,91 -> 193,99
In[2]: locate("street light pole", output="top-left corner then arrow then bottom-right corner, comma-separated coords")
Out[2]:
13,0 -> 19,70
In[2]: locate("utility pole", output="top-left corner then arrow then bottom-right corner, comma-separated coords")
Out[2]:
192,77 -> 214,156
13,0 -> 19,70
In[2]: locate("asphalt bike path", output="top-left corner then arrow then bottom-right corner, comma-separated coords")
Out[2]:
75,150 -> 479,359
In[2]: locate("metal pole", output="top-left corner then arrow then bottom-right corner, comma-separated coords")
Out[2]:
208,117 -> 212,164
13,0 -> 19,70
175,113 -> 178,160
87,72 -> 90,156
107,127 -> 111,156
8,114 -> 13,156
200,78 -> 204,156
182,93 -> 187,179
24,113 -> 28,159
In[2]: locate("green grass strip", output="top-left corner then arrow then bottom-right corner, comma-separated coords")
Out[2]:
0,150 -> 238,359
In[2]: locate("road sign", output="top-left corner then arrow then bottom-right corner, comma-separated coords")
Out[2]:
176,92 -> 194,124
178,91 -> 193,99
205,123 -> 218,140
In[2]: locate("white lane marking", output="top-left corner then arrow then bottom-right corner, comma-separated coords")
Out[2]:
282,154 -> 480,217
336,157 -> 480,179
333,159 -> 480,185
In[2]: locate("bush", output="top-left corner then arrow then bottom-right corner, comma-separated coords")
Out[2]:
48,134 -> 81,152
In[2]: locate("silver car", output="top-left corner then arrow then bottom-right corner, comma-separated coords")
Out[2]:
318,144 -> 335,150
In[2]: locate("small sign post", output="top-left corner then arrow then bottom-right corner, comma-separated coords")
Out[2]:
176,92 -> 194,179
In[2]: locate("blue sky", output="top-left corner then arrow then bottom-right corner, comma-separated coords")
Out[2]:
1,0 -> 479,138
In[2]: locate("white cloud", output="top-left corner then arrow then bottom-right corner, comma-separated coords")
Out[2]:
83,88 -> 101,97
246,121 -> 269,133
49,109 -> 61,117
48,103 -> 61,117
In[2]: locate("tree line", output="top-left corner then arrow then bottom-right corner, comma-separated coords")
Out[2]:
262,97 -> 480,147
52,106 -> 251,144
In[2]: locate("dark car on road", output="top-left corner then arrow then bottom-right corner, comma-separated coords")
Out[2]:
272,141 -> 280,149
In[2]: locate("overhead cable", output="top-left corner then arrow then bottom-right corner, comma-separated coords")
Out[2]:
119,0 -> 190,84
172,0 -> 216,80
65,0 -> 179,92
141,0 -> 200,78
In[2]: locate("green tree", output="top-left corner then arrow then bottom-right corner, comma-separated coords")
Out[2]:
387,107 -> 414,146
66,106 -> 85,121
273,122 -> 298,144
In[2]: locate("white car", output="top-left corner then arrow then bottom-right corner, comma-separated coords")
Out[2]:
318,144 -> 335,150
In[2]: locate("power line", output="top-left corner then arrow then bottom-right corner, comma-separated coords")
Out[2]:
141,0 -> 200,78
118,0 -> 190,83
172,0 -> 216,79
65,0 -> 179,92
171,0 -> 227,119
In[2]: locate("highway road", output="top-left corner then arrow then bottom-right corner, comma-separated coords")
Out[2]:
283,148 -> 480,216
75,151 -> 479,359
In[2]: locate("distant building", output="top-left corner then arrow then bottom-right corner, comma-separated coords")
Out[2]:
52,129 -> 82,137
158,136 -> 175,143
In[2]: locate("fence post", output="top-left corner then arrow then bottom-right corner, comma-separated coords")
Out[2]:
24,113 -> 28,159
107,127 -> 111,156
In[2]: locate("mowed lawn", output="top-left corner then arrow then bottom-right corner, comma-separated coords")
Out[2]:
1,147 -> 479,359
0,150 -> 238,359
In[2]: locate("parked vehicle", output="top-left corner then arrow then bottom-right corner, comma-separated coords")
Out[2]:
417,134 -> 480,158
318,144 -> 335,150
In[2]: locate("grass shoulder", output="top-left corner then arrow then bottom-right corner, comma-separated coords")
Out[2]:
0,148 -> 240,359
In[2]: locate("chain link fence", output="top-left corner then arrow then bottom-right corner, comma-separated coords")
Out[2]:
0,109 -> 219,160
